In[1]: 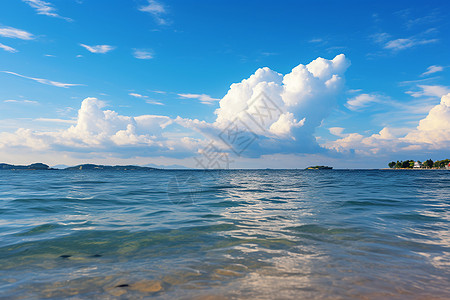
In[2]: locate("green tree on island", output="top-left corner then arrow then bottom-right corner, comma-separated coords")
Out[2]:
423,159 -> 434,168
434,159 -> 450,168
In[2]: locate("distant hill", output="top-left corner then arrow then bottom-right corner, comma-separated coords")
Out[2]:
0,163 -> 159,171
0,163 -> 54,170
64,164 -> 158,171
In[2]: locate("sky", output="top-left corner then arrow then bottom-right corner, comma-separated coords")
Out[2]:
0,0 -> 449,169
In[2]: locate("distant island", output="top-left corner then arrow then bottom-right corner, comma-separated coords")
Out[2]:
0,163 -> 56,170
306,166 -> 333,170
388,159 -> 450,169
65,164 -> 157,171
0,163 -> 158,171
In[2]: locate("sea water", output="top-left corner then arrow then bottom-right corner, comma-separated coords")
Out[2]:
0,169 -> 449,299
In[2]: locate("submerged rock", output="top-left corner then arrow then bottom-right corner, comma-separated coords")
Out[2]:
130,280 -> 163,293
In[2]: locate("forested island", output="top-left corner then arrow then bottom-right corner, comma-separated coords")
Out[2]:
306,166 -> 333,170
388,159 -> 450,169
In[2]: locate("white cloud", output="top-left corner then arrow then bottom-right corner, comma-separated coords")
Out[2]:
80,44 -> 115,54
403,93 -> 450,148
371,32 -> 391,44
4,99 -> 38,104
309,38 -> 324,43
129,92 -> 164,105
22,0 -> 71,21
146,100 -> 164,106
178,93 -> 221,105
422,65 -> 444,76
133,49 -> 153,59
0,43 -> 17,53
384,38 -> 438,51
328,127 -> 345,137
0,26 -> 34,40
129,92 -> 148,98
35,118 -> 76,124
325,93 -> 450,154
345,93 -> 381,111
407,85 -> 450,98
139,0 -> 167,25
269,113 -> 305,137
1,71 -> 83,88
139,0 -> 165,14
0,97 -> 199,157
347,89 -> 362,93
177,54 -> 351,155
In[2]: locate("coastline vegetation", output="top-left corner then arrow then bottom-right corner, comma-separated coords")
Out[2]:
306,166 -> 333,170
388,159 -> 450,169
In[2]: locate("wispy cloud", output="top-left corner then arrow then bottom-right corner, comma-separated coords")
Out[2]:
178,93 -> 220,105
345,93 -> 384,111
4,99 -> 38,104
35,118 -> 76,124
0,26 -> 34,40
133,49 -> 153,59
406,85 -> 450,98
145,100 -> 164,106
347,89 -> 362,93
129,92 -> 164,105
309,38 -> 324,43
396,9 -> 441,29
370,32 -> 391,44
384,38 -> 438,51
0,43 -> 17,53
139,0 -> 168,25
1,71 -> 83,88
22,0 -> 72,21
421,65 -> 444,76
371,29 -> 439,52
80,44 -> 115,54
129,92 -> 147,98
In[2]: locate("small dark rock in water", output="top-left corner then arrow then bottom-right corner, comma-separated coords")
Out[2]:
91,254 -> 102,257
116,284 -> 129,288
59,255 -> 71,259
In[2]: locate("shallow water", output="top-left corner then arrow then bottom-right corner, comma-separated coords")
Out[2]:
0,169 -> 449,299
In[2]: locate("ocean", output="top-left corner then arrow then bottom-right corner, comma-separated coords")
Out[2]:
0,169 -> 449,299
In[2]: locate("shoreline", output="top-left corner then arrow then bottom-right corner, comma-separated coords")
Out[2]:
382,168 -> 450,170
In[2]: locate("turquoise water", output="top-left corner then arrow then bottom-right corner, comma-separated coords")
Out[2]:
0,169 -> 449,299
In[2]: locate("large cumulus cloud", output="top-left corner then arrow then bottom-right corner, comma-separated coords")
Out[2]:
403,93 -> 450,148
0,97 -> 201,158
177,54 -> 350,156
326,93 -> 450,155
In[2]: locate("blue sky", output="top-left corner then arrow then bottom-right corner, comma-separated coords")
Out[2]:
0,0 -> 449,168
